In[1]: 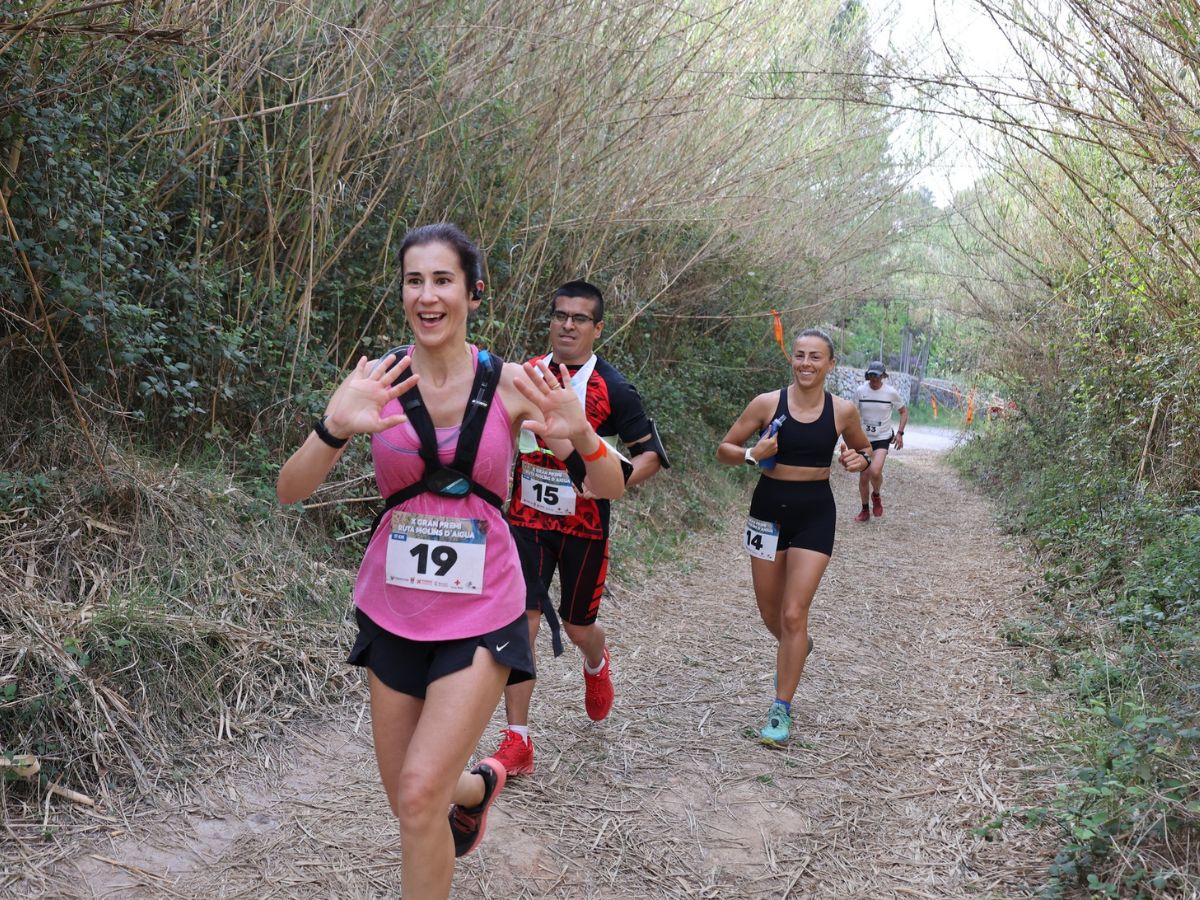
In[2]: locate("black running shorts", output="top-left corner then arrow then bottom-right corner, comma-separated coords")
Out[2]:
347,608 -> 534,699
870,438 -> 892,452
511,525 -> 609,626
748,477 -> 837,558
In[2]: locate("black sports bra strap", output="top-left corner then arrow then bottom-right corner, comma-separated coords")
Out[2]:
775,387 -> 790,420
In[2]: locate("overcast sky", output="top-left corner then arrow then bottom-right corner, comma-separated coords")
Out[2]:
867,0 -> 1020,204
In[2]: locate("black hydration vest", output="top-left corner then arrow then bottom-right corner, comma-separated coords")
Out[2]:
370,347 -> 504,535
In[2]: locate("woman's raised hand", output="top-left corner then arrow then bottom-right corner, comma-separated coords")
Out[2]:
516,359 -> 589,440
325,353 -> 420,436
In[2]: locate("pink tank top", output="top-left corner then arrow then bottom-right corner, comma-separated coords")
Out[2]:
353,348 -> 524,641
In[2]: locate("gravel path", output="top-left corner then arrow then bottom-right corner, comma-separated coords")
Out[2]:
38,440 -> 1055,898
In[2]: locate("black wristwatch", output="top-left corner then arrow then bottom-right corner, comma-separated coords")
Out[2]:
313,415 -> 349,449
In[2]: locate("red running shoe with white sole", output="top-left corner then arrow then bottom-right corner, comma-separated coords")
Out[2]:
490,728 -> 535,776
584,648 -> 613,721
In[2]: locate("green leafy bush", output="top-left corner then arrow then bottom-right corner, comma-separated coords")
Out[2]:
954,400 -> 1200,896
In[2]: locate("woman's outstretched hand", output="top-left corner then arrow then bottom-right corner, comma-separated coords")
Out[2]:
516,359 -> 590,440
325,353 -> 420,437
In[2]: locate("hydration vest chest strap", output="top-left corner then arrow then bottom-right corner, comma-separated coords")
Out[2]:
370,347 -> 505,535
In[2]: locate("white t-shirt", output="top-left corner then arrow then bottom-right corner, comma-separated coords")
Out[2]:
855,383 -> 906,440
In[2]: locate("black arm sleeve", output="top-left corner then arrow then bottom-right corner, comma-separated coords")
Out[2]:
563,450 -> 587,488
597,365 -> 652,446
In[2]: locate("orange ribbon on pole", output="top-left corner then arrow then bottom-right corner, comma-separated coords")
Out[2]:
930,394 -> 938,419
771,309 -> 787,359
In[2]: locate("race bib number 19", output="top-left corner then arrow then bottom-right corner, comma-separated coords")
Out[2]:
386,511 -> 487,594
521,464 -> 577,516
744,516 -> 779,561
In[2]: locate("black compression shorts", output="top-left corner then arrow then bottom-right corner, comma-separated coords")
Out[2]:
511,525 -> 609,626
348,608 -> 534,699
748,477 -> 836,558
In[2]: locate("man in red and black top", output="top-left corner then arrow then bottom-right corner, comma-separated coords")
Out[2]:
489,280 -> 668,775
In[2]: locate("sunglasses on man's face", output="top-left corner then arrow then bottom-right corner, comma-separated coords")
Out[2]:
550,310 -> 594,326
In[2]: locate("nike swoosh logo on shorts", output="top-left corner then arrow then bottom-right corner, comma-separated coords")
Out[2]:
496,642 -> 510,651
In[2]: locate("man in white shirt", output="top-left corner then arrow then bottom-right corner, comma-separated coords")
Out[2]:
853,361 -> 908,521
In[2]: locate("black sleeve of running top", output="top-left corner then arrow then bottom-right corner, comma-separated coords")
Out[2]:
598,368 -> 653,446
563,450 -> 587,488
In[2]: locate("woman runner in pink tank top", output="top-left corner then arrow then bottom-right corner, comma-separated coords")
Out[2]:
276,224 -> 624,899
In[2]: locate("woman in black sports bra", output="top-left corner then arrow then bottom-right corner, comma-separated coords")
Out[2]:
717,327 -> 872,745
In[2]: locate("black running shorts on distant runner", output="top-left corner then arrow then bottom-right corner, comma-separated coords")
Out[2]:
870,438 -> 892,452
748,477 -> 837,557
511,525 -> 609,626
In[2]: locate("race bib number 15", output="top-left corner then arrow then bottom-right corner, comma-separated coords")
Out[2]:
521,464 -> 577,516
386,511 -> 487,594
743,516 -> 779,561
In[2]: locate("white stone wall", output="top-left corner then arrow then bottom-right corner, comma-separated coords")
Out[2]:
827,366 -> 916,402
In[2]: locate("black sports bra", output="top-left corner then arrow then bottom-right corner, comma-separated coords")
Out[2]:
773,389 -> 839,467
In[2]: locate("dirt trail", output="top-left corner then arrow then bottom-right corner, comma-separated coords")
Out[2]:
42,435 -> 1054,898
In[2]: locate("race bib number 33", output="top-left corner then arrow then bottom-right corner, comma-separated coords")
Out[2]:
744,516 -> 779,561
386,511 -> 487,594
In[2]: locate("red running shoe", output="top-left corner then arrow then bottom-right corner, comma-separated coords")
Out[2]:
871,492 -> 884,518
449,757 -> 506,858
854,507 -> 870,523
584,648 -> 614,721
490,728 -> 535,776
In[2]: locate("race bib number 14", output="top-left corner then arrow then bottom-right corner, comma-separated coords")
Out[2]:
743,516 -> 779,561
386,511 -> 487,594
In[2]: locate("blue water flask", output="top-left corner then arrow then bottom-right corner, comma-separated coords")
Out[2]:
758,415 -> 786,469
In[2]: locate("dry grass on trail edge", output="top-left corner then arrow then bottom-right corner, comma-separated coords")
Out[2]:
1,441 -> 364,881
24,448 -> 1064,899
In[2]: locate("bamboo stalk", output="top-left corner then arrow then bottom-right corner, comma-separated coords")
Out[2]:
48,783 -> 95,807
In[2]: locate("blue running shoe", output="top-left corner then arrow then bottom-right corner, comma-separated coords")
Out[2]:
759,701 -> 792,745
